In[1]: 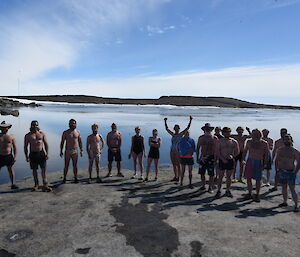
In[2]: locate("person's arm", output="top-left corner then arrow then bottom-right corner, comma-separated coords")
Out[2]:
142,136 -> 146,156
263,142 -> 269,166
118,133 -> 122,148
158,137 -> 161,148
78,131 -> 83,157
242,140 -> 249,164
164,118 -> 174,136
274,148 -> 281,171
246,127 -> 251,135
272,141 -> 278,163
179,116 -> 193,136
43,132 -> 49,159
86,136 -> 90,158
233,140 -> 240,158
130,136 -> 134,155
106,133 -> 110,149
12,136 -> 17,163
60,132 -> 66,157
269,138 -> 274,151
24,135 -> 30,162
99,134 -> 105,151
294,150 -> 300,173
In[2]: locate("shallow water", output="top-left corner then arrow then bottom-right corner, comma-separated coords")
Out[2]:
0,103 -> 299,184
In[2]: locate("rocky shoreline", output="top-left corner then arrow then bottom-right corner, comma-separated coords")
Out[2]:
0,98 -> 40,117
5,95 -> 300,110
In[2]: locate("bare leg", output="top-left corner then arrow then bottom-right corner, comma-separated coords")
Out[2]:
132,152 -> 138,174
289,185 -> 298,208
41,167 -> 47,184
239,163 -> 244,181
217,170 -> 225,192
32,168 -> 39,186
138,153 -> 144,176
7,166 -> 16,185
108,161 -> 112,174
247,178 -> 253,195
255,180 -> 261,195
266,169 -> 270,184
146,158 -> 153,179
116,161 -> 121,174
282,183 -> 288,204
88,159 -> 94,179
208,175 -> 214,190
188,165 -> 193,186
226,170 -> 233,191
154,159 -> 159,178
71,153 -> 78,180
201,173 -> 206,187
274,171 -> 279,189
180,164 -> 186,186
95,157 -> 100,178
63,153 -> 71,180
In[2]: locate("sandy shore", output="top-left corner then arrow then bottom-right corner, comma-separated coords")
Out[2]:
0,167 -> 299,257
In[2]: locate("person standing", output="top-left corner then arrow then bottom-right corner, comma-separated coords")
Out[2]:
243,129 -> 269,202
0,121 -> 18,190
129,126 -> 146,180
270,128 -> 288,192
196,123 -> 218,193
24,121 -> 51,191
86,124 -> 105,183
275,134 -> 299,212
164,116 -> 193,183
215,127 -> 239,198
145,129 -> 161,182
179,131 -> 195,188
60,119 -> 83,183
262,129 -> 273,186
106,123 -> 123,177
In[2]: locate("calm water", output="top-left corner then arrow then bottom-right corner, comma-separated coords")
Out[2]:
0,103 -> 300,184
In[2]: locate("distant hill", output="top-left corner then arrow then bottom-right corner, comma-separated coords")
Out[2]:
4,95 -> 300,110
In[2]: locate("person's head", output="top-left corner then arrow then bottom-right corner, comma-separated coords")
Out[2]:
222,127 -> 231,138
30,120 -> 40,132
283,134 -> 293,146
152,129 -> 158,137
174,124 -> 180,133
111,123 -> 117,132
184,130 -> 190,138
0,121 -> 12,134
214,126 -> 221,135
262,129 -> 269,137
69,119 -> 76,130
201,123 -> 214,135
236,126 -> 244,135
91,124 -> 98,135
135,126 -> 141,135
251,129 -> 262,141
280,128 -> 287,138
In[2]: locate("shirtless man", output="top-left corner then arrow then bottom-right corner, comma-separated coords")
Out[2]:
60,119 -> 83,183
275,134 -> 299,212
270,128 -> 288,192
196,123 -> 218,193
86,124 -> 105,183
232,126 -> 251,183
0,121 -> 18,189
106,123 -> 124,177
214,126 -> 223,139
215,127 -> 239,198
24,121 -> 51,191
243,129 -> 269,202
262,129 -> 273,186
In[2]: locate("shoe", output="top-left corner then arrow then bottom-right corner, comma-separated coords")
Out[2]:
189,184 -> 194,189
74,178 -> 79,184
154,177 -> 157,181
43,183 -> 52,192
143,178 -> 149,182
244,193 -> 252,200
265,182 -> 270,187
200,186 -> 206,191
11,184 -> 19,190
278,202 -> 288,207
225,190 -> 233,198
238,179 -> 246,184
294,207 -> 299,213
31,185 -> 39,192
105,173 -> 113,178
131,173 -> 137,179
215,191 -> 221,199
232,178 -> 238,183
88,178 -> 92,184
208,187 -> 214,194
117,173 -> 124,177
253,194 -> 260,202
138,176 -> 144,181
96,177 -> 102,183
170,177 -> 177,182
269,187 -> 277,192
62,178 -> 66,184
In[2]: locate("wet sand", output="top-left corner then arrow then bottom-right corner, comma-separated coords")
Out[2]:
0,167 -> 299,257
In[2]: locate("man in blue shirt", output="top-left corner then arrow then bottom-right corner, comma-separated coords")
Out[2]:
179,131 -> 195,188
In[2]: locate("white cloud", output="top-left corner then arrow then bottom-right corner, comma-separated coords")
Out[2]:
18,63 -> 300,106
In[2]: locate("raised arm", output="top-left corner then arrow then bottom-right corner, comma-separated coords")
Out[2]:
179,116 -> 193,136
164,118 -> 174,136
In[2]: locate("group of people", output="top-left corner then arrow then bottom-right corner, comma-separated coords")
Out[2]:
0,117 -> 299,212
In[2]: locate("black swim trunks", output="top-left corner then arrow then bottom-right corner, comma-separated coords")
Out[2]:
180,157 -> 194,166
29,151 -> 47,170
148,147 -> 159,159
108,148 -> 122,162
219,159 -> 234,171
0,154 -> 14,168
235,151 -> 243,162
199,155 -> 215,176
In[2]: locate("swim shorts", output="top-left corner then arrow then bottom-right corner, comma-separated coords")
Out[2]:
199,155 -> 215,176
29,151 -> 47,170
219,159 -> 234,171
278,169 -> 296,186
244,159 -> 263,181
180,157 -> 194,166
0,154 -> 14,168
148,147 -> 159,159
264,152 -> 272,170
108,148 -> 122,162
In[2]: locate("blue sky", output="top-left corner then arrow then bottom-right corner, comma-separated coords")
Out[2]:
1,0 -> 300,105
